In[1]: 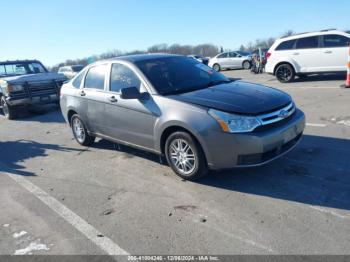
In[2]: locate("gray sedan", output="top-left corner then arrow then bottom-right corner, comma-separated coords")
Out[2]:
60,54 -> 305,180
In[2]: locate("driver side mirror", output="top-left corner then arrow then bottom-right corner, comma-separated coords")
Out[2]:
120,86 -> 149,100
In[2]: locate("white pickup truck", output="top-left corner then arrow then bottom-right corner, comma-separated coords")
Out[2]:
0,60 -> 67,119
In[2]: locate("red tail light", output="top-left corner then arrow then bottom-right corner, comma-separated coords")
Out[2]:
266,52 -> 271,59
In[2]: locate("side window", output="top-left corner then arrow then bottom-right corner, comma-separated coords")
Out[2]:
217,53 -> 228,58
295,36 -> 319,49
229,52 -> 238,58
276,39 -> 296,50
323,34 -> 349,48
84,64 -> 107,90
72,69 -> 86,88
110,63 -> 141,93
0,65 -> 5,75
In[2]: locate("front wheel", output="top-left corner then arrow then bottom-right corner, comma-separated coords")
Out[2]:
243,60 -> 251,70
1,96 -> 16,120
71,114 -> 95,146
165,132 -> 208,181
275,64 -> 295,83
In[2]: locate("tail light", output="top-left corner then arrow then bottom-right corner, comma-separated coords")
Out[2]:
266,52 -> 271,59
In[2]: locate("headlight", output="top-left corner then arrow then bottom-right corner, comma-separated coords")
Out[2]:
7,84 -> 24,92
208,109 -> 261,133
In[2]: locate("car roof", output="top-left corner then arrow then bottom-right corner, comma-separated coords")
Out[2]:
277,29 -> 349,42
104,53 -> 182,63
0,60 -> 41,65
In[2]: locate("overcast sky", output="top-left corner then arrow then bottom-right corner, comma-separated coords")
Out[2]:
1,0 -> 349,66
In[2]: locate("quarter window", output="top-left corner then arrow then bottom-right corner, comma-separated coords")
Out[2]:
323,34 -> 349,48
110,63 -> 141,93
84,64 -> 107,90
295,36 -> 319,49
276,39 -> 296,50
72,69 -> 86,88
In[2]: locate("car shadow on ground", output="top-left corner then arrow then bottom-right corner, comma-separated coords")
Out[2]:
0,140 -> 84,176
92,139 -> 166,165
197,134 -> 350,211
293,73 -> 346,82
0,104 -> 65,123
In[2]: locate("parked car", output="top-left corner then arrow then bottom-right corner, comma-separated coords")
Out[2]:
60,54 -> 305,180
0,60 -> 67,119
208,51 -> 251,71
187,55 -> 209,65
58,65 -> 84,79
266,29 -> 350,82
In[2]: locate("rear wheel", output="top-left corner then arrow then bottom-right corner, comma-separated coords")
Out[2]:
213,64 -> 221,72
1,96 -> 16,120
165,132 -> 208,181
243,60 -> 251,70
71,114 -> 95,146
275,64 -> 295,83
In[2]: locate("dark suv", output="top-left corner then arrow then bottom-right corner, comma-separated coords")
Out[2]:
0,60 -> 67,119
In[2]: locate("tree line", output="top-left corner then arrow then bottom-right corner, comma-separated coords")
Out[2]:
50,30 -> 295,71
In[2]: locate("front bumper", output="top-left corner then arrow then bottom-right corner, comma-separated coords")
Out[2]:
203,109 -> 305,170
7,94 -> 59,106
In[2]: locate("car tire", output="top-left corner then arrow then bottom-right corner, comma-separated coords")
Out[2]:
213,64 -> 221,72
275,64 -> 295,83
71,114 -> 95,146
165,131 -> 208,181
1,96 -> 16,120
243,60 -> 251,70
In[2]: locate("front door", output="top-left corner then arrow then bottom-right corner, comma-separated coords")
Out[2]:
103,62 -> 158,150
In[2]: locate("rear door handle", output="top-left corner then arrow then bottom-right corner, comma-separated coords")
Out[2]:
79,90 -> 86,96
109,96 -> 118,102
292,52 -> 300,55
324,50 -> 332,54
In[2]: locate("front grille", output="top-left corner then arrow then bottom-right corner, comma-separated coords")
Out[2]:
237,133 -> 302,166
24,80 -> 64,97
253,102 -> 296,132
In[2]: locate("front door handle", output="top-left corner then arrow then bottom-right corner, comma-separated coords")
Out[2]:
292,52 -> 300,55
79,90 -> 86,96
109,96 -> 118,102
324,50 -> 332,54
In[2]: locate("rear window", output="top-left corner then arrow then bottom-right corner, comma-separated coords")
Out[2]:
84,64 -> 107,90
323,34 -> 350,47
276,39 -> 296,50
296,36 -> 319,49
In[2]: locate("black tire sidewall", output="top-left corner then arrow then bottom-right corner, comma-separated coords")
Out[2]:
243,61 -> 251,69
213,64 -> 221,72
1,97 -> 15,120
165,131 -> 208,180
71,114 -> 95,146
276,64 -> 295,83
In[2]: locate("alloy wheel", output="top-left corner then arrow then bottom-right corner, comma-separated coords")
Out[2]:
169,138 -> 196,176
72,117 -> 85,143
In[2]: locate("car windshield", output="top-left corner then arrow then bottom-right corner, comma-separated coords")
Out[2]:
71,65 -> 84,72
0,62 -> 47,77
135,56 -> 231,95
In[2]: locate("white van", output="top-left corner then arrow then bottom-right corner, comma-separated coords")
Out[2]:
265,29 -> 350,82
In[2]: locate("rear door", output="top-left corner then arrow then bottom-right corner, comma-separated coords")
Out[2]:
216,53 -> 229,68
293,36 -> 321,72
228,52 -> 242,68
320,34 -> 350,72
82,63 -> 109,134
